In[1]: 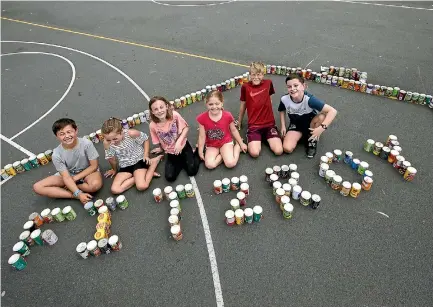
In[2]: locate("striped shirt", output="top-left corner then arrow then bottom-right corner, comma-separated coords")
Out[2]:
105,129 -> 148,168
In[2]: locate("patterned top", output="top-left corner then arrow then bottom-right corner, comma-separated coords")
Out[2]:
149,111 -> 188,155
105,129 -> 148,168
196,110 -> 234,148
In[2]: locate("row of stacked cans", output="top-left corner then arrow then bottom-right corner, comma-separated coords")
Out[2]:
1,150 -> 53,181
171,73 -> 250,109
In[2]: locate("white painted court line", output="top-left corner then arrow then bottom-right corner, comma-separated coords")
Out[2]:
0,134 -> 35,156
0,176 -> 13,186
377,211 -> 389,218
190,176 -> 224,307
333,0 -> 433,11
151,0 -> 235,7
1,52 -> 76,141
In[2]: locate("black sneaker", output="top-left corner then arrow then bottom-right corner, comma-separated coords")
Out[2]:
306,140 -> 317,158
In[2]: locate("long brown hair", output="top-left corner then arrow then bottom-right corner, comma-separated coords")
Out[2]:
149,96 -> 173,123
101,117 -> 123,135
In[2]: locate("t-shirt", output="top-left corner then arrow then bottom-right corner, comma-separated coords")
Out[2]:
149,111 -> 188,155
105,129 -> 148,168
52,137 -> 99,174
240,79 -> 276,128
278,91 -> 325,122
196,110 -> 234,148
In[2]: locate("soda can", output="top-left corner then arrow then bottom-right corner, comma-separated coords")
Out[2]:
372,142 -> 383,156
350,183 -> 362,198
221,178 -> 230,193
225,210 -> 235,226
357,161 -> 369,175
153,188 -> 163,203
98,238 -> 111,254
380,146 -> 391,160
62,206 -> 77,221
361,176 -> 373,191
252,206 -> 263,222
5,164 -> 17,176
300,191 -> 311,206
319,163 -> 329,178
282,183 -> 291,197
168,191 -> 178,203
170,200 -> 181,212
244,208 -> 254,224
13,161 -> 25,173
292,185 -> 302,200
364,139 -> 375,152
76,242 -> 89,259
13,241 -> 31,257
387,150 -> 399,163
185,184 -> 195,198
213,180 -> 222,194
20,158 -> 32,171
276,188 -> 285,205
240,183 -> 249,196
42,229 -> 58,245
265,168 -> 273,182
324,170 -> 335,184
351,159 -> 360,170
30,229 -> 44,245
311,194 -> 321,209
332,149 -> 342,163
105,197 -> 117,211
230,177 -> 240,191
87,240 -> 102,257
340,181 -> 351,197
89,133 -> 99,143
288,178 -> 298,188
237,191 -> 246,207
8,254 -> 27,271
273,181 -> 282,196
344,151 -> 353,164
230,199 -> 240,212
168,215 -> 179,226
116,195 -> 129,210
170,225 -> 183,241
331,175 -> 342,190
235,209 -> 245,225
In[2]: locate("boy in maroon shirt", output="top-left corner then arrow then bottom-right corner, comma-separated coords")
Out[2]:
237,62 -> 283,158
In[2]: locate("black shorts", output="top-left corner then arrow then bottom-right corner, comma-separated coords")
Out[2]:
287,113 -> 316,135
118,160 -> 149,174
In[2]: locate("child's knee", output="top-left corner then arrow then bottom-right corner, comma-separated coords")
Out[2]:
283,144 -> 296,153
110,185 -> 123,195
224,160 -> 237,169
272,145 -> 284,156
33,182 -> 43,194
205,160 -> 217,170
88,180 -> 103,192
248,147 -> 261,158
186,164 -> 199,176
136,182 -> 149,191
165,173 -> 177,182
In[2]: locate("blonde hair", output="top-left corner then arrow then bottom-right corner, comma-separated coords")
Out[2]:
249,62 -> 265,74
101,118 -> 122,135
205,90 -> 224,104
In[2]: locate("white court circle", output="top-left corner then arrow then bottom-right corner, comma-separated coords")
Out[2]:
151,0 -> 235,7
333,0 -> 433,11
2,40 -> 151,141
1,52 -> 76,141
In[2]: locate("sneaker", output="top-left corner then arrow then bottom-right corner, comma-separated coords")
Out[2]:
306,140 -> 317,158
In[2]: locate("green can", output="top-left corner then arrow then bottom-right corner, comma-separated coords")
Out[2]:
221,178 -> 230,193
116,195 -> 129,210
196,91 -> 202,101
392,87 -> 400,97
84,201 -> 97,216
28,155 -> 39,168
411,92 -> 419,103
186,94 -> 192,105
30,229 -> 44,245
253,206 -> 263,222
364,139 -> 375,152
51,208 -> 65,222
283,203 -> 294,219
230,78 -> 235,88
175,185 -> 186,199
357,161 -> 369,175
281,66 -> 287,75
62,206 -> 77,221
13,241 -> 31,257
276,66 -> 281,75
8,254 -> 27,271
20,158 -> 32,171
244,208 -> 254,224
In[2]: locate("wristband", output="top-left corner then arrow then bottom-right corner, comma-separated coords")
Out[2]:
73,189 -> 82,198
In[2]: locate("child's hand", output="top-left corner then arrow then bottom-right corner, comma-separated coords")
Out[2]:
104,169 -> 117,178
308,126 -> 325,141
280,127 -> 287,137
240,142 -> 248,153
143,156 -> 151,165
78,192 -> 93,204
199,151 -> 205,161
174,141 -> 185,155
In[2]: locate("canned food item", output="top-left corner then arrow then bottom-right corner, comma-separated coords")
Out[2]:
361,176 -> 373,191
400,160 -> 411,175
98,206 -> 111,218
171,225 -> 184,241
380,86 -> 387,96
30,229 -> 44,245
292,185 -> 302,200
360,81 -> 367,92
389,139 -> 399,149
380,146 -> 391,160
354,81 -> 361,91
350,183 -> 361,198
8,254 -> 27,271
51,208 -> 65,222
240,183 -> 249,196
271,65 -> 276,74
86,240 -> 101,256
213,180 -> 223,194
185,183 -> 195,198
288,164 -> 298,174
290,172 -> 300,183
1,169 -> 10,180
225,210 -> 235,226
253,206 -> 263,222
326,74 -> 332,85
348,80 -> 355,90
325,152 -> 334,164
97,238 -> 111,254
273,165 -> 281,177
321,72 -> 327,84
403,167 -> 417,182
186,94 -> 192,105
385,87 -> 393,97
324,170 -> 335,184
237,191 -> 246,207
344,151 -> 353,164
340,181 -> 351,196
20,158 -> 32,171
168,191 -> 178,203
116,195 -> 129,210
163,186 -> 173,199
180,96 -> 187,107
153,188 -> 163,202
342,78 -> 350,88
337,77 -> 344,86
84,202 -> 97,216
234,209 -> 245,225
300,191 -> 311,206
364,139 -> 375,152
13,161 -> 25,173
397,90 -> 406,101
411,92 -> 419,103
168,215 -> 179,226
221,178 -> 230,193
170,200 -> 181,212
90,132 -> 100,143
366,83 -> 373,94
272,181 -> 282,195
239,175 -> 248,185
281,66 -> 287,75
372,142 -> 383,156
305,69 -> 312,79
311,194 -> 321,209
320,156 -> 328,165
97,213 -> 111,226
230,177 -> 240,191
41,229 -> 58,245
170,208 -> 181,221
357,161 -> 369,175
108,235 -> 123,250
393,155 -> 405,170
230,199 -> 240,211
13,241 -> 31,257
191,92 -> 197,103
331,175 -> 342,190
174,99 -> 182,109
288,178 -> 298,188
393,146 -> 402,153
4,164 -> 17,176
62,206 -> 77,221
29,212 -> 44,227
40,208 -> 54,223
364,170 -> 373,178
276,188 -> 285,205
244,208 -> 254,224
387,150 -> 399,163
404,91 -> 413,101
315,73 -> 322,83
96,129 -> 104,141
176,185 -> 186,199
372,85 -> 380,95
351,158 -> 360,170
196,91 -> 203,101
281,165 -> 289,179
283,203 -> 294,219
333,149 -> 342,163
19,231 -> 34,246
301,69 -> 306,78
338,66 -> 345,77
319,163 -> 329,178
282,183 -> 291,197
280,195 -> 290,211
105,197 -> 117,211
121,119 -> 129,129
94,199 -> 104,210
418,93 -> 426,105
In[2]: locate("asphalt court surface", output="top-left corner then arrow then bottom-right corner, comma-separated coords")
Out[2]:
1,2 -> 433,307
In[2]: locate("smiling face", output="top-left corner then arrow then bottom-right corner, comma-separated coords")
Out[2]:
206,96 -> 223,115
103,130 -> 123,146
286,77 -> 306,102
55,125 -> 78,147
150,99 -> 168,122
250,68 -> 264,86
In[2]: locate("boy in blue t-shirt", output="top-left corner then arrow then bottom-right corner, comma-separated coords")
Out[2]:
278,74 -> 338,158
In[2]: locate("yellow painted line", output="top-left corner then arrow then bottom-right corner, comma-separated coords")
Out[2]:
1,16 -> 249,68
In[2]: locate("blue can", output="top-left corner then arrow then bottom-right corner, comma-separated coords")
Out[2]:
121,119 -> 129,129
351,158 -> 360,170
344,151 -> 353,164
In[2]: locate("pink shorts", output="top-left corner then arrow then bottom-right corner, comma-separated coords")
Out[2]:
246,125 -> 280,143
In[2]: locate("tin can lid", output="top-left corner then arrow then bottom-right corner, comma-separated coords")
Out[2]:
4,164 -> 12,168
236,191 -> 245,199
291,172 -> 299,179
20,158 -> 29,164
284,203 -> 294,212
170,208 -> 179,216
234,209 -> 244,217
352,158 -> 360,163
213,180 -> 222,186
244,208 -> 253,216
390,150 -> 399,155
333,175 -> 342,182
273,165 -> 281,171
325,170 -> 334,176
138,112 -> 144,116
402,161 -> 411,167
270,174 -> 278,181
29,212 -> 39,220
37,153 -> 46,158
396,155 -> 405,161
367,139 -> 375,144
201,89 -> 207,93
225,210 -> 235,218
288,178 -> 298,185
196,91 -> 201,95
84,202 -> 94,209
170,200 -> 179,208
289,163 -> 297,170
127,117 -> 133,120
98,206 -> 108,214
325,152 -> 333,158
320,156 -> 328,163
312,194 -> 321,202
240,183 -> 249,189
76,242 -> 87,252
230,199 -> 240,206
62,206 -> 71,214
407,166 -> 416,173
185,94 -> 191,98
355,81 -> 360,84
94,199 -> 104,208
98,238 -> 108,247
180,96 -> 186,99
170,225 -> 180,234
23,221 -> 34,229
265,167 -> 273,174
8,254 -> 21,264
153,188 -> 162,195
360,161 -> 369,168
364,170 -> 373,177
273,181 -> 282,189
231,177 -> 239,183
253,206 -> 263,214
375,142 -> 383,147
333,149 -> 342,155
352,182 -> 361,189
282,183 -> 291,191
364,176 -> 373,183
221,178 -> 230,184
185,183 -> 192,190
87,240 -> 97,250
169,191 -> 178,199
169,215 -> 179,224
175,98 -> 181,102
13,241 -> 25,251
105,197 -> 114,203
301,191 -> 311,199
342,181 -> 351,188
13,161 -> 21,166
293,185 -> 302,192
30,229 -> 41,238
281,165 -> 289,171
281,195 -> 290,204
276,188 -> 285,196
320,163 -> 329,170
19,231 -> 30,239
393,146 -> 402,152
175,185 -> 184,191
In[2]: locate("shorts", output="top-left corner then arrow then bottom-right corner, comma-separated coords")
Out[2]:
246,125 -> 280,143
287,113 -> 316,135
55,168 -> 100,184
118,160 -> 149,174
